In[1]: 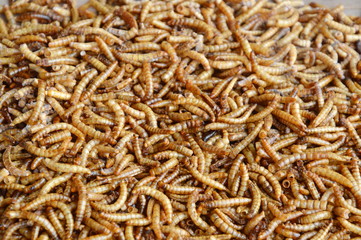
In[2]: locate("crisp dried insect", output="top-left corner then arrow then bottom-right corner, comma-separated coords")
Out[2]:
1,0 -> 361,238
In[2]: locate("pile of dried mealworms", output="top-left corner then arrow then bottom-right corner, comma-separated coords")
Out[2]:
1,0 -> 361,239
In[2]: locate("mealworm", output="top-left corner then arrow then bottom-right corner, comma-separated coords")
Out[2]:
132,186 -> 173,224
231,121 -> 264,158
42,157 -> 91,174
6,211 -> 59,240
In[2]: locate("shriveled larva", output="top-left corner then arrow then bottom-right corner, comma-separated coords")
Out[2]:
248,180 -> 261,218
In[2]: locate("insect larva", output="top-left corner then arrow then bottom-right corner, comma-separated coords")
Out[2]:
80,62 -> 117,101
283,221 -> 325,232
333,185 -> 361,216
160,183 -> 201,194
2,221 -> 33,240
227,155 -> 243,190
306,135 -> 346,153
309,96 -> 333,128
187,191 -> 216,233
72,175 -> 88,230
248,181 -> 261,218
83,217 -> 112,235
287,199 -> 330,211
39,130 -> 72,146
47,207 -> 65,240
217,104 -> 256,124
204,197 -> 251,208
121,42 -> 160,54
6,211 -> 59,240
343,118 -> 361,148
243,211 -> 265,235
19,43 -> 41,63
150,202 -> 163,238
28,79 -> 46,125
132,186 -> 172,224
72,109 -> 116,144
298,211 -> 332,224
113,51 -> 167,64
39,172 -> 73,195
183,50 -> 210,70
150,158 -> 178,176
71,27 -> 122,45
42,157 -> 91,174
315,52 -> 344,79
231,121 -> 264,158
278,152 -> 349,168
99,212 -> 144,223
311,167 -> 352,188
248,163 -> 282,199
22,193 -> 71,210
132,103 -> 157,127
338,217 -> 361,235
142,62 -> 153,100
168,18 -> 214,40
210,212 -> 246,239
160,41 -> 178,63
334,207 -> 350,219
3,146 -> 30,176
21,138 -> 69,158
